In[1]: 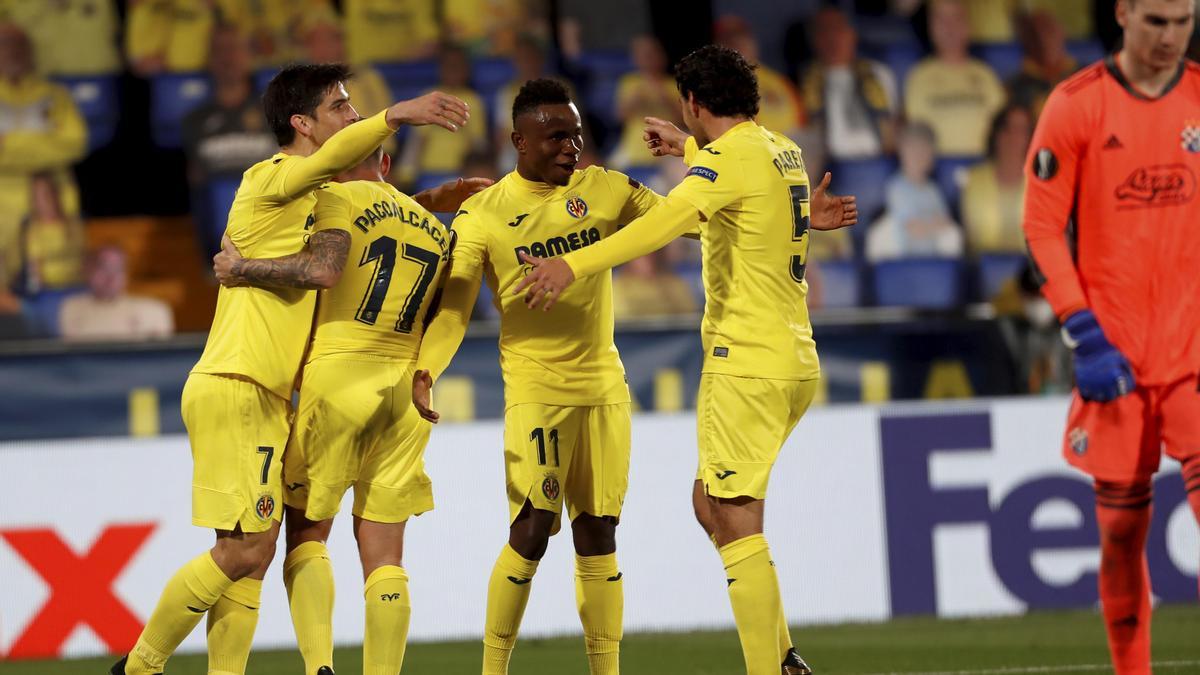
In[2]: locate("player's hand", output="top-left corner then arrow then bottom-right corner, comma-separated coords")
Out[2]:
386,92 -> 470,132
512,252 -> 575,311
1062,309 -> 1137,402
809,172 -> 857,231
420,176 -> 494,212
643,116 -> 688,158
412,369 -> 439,424
212,234 -> 246,287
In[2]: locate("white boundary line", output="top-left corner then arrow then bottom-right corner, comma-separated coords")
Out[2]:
860,660 -> 1200,675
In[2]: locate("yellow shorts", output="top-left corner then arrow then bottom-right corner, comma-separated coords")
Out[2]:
696,374 -> 817,499
283,356 -> 433,524
503,402 -> 631,535
182,373 -> 290,533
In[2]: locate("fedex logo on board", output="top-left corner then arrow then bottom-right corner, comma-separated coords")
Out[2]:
880,413 -> 1197,615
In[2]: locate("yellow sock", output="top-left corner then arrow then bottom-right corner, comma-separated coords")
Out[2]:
363,565 -> 411,675
720,534 -> 784,675
283,541 -> 335,675
125,552 -> 232,674
206,577 -> 262,675
575,553 -> 622,675
482,544 -> 539,675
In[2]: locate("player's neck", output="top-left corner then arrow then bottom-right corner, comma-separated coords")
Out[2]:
1115,49 -> 1180,98
279,136 -> 320,158
699,115 -> 752,144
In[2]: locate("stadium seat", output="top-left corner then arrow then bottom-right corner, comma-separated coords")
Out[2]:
414,172 -> 457,195
827,157 -> 897,228
54,75 -> 119,151
576,50 -> 635,140
861,41 -> 924,96
872,258 -> 966,309
377,60 -> 440,102
814,258 -> 860,308
204,177 -> 241,247
1067,39 -> 1107,66
254,67 -> 278,93
622,166 -> 660,187
934,156 -> 980,214
973,42 -> 1024,80
22,287 -> 84,337
977,253 -> 1027,300
151,73 -> 212,148
473,57 -> 516,100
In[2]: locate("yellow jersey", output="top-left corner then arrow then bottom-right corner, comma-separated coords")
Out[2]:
307,179 -> 451,361
566,122 -> 820,381
417,166 -> 661,407
191,111 -> 397,399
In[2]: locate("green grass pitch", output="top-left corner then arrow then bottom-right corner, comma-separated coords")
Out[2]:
3,605 -> 1199,674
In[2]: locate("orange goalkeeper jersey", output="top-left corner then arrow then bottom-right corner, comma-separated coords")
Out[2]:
1023,55 -> 1200,385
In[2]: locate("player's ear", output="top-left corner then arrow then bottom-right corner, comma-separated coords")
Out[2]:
511,130 -> 525,154
1115,0 -> 1129,27
290,113 -> 311,140
379,152 -> 392,177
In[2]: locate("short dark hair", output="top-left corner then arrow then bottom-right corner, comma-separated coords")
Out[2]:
673,45 -> 759,118
262,63 -> 352,146
512,78 -> 572,126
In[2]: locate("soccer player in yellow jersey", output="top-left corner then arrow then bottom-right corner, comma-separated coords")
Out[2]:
516,46 -> 857,675
410,79 -> 664,675
209,146 -> 454,675
113,62 -> 473,675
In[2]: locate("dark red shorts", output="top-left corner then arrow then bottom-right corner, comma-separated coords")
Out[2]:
1063,375 -> 1200,482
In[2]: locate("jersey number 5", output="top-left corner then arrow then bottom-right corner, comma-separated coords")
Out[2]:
355,235 -> 440,333
789,184 -> 810,283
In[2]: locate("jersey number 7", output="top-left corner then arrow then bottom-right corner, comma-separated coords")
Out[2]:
355,235 -> 440,333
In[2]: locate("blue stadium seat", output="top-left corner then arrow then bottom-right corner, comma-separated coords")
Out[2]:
254,67 -> 278,93
934,156 -> 980,213
377,60 -> 440,102
54,75 -> 119,151
473,57 -> 516,99
872,258 -> 966,309
151,73 -> 211,148
23,287 -> 84,337
622,166 -> 660,187
973,42 -> 1024,80
1067,39 -> 1106,66
576,50 -> 635,139
827,157 -> 897,227
862,41 -> 924,96
814,259 -> 860,308
414,172 -> 457,195
977,253 -> 1027,300
206,177 -> 240,239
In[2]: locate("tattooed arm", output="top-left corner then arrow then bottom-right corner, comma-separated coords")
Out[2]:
213,229 -> 351,290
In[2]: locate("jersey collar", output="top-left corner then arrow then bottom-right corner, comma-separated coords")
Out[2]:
507,169 -> 569,201
1105,53 -> 1186,101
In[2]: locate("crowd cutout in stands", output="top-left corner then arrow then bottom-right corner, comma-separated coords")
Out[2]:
0,0 -> 1145,348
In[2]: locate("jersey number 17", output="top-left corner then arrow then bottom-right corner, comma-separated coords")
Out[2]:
355,235 -> 440,333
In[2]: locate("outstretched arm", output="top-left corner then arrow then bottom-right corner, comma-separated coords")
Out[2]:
412,259 -> 483,423
214,229 -> 351,290
412,176 -> 495,213
513,195 -> 701,310
279,92 -> 472,199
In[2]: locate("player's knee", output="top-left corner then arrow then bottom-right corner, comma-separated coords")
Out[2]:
572,514 -> 617,556
1095,480 -> 1152,547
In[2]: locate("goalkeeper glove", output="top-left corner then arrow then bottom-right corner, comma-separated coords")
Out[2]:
1061,309 -> 1136,402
